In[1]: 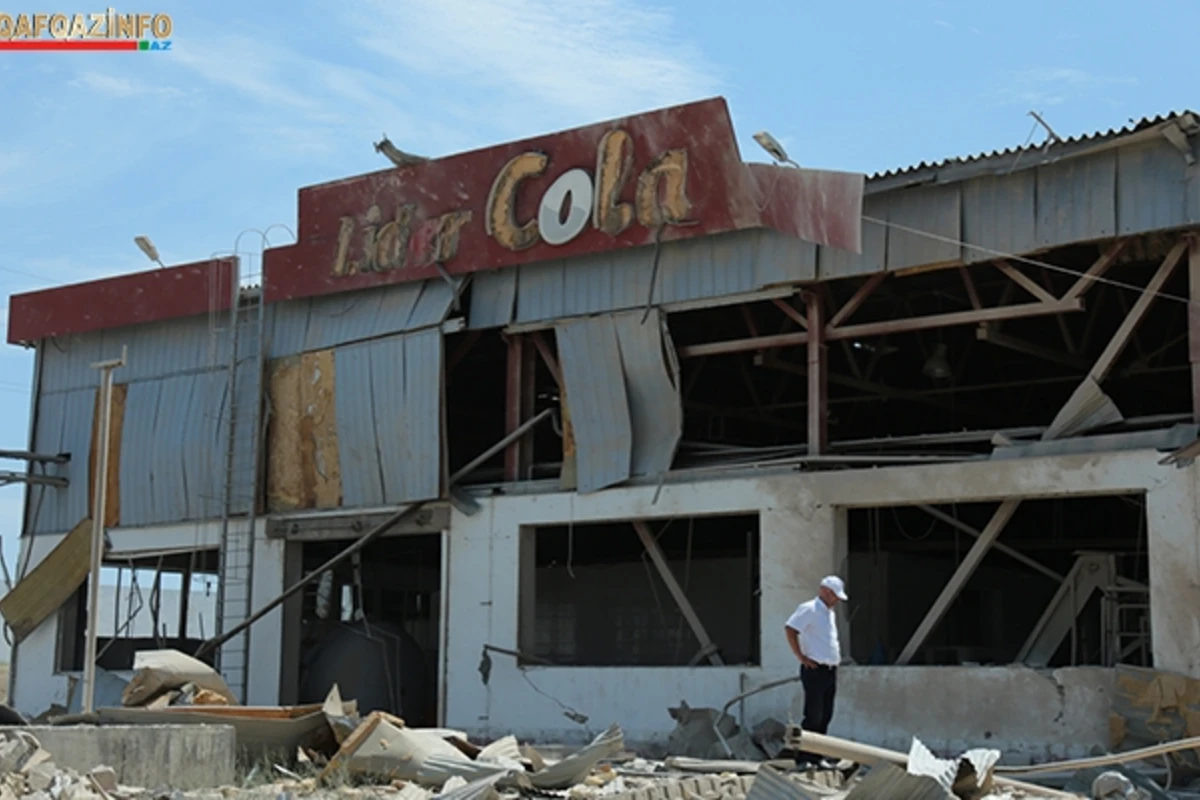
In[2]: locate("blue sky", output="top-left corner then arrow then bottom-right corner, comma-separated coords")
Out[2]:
0,0 -> 1196,579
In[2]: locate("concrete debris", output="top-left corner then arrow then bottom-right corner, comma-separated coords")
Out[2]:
1090,772 -> 1149,800
120,650 -> 236,709
665,703 -> 766,762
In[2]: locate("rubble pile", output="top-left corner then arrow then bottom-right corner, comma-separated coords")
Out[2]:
0,729 -> 125,800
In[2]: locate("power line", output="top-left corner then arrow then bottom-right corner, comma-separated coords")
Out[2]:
862,216 -> 1192,304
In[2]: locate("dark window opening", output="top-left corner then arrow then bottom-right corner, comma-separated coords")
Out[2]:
846,494 -> 1150,668
57,549 -> 221,672
519,513 -> 760,667
444,325 -> 563,484
296,534 -> 441,727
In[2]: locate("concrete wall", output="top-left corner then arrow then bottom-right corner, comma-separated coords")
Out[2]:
8,519 -> 286,716
440,449 -> 1199,760
10,448 -> 1198,764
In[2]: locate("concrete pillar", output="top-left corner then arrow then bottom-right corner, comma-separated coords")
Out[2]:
760,489 -> 834,669
1144,463 -> 1200,677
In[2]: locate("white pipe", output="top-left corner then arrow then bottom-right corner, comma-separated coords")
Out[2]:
82,346 -> 126,714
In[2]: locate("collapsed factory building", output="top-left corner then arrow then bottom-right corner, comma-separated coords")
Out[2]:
3,98 -> 1200,761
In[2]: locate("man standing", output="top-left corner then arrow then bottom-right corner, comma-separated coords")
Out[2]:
784,575 -> 848,764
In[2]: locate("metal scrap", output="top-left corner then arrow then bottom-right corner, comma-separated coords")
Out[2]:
529,723 -> 625,789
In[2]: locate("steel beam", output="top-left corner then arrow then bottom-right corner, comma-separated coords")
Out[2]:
975,326 -> 1090,371
826,298 -> 1084,341
1062,240 -> 1127,301
896,499 -> 1020,665
827,272 -> 887,329
1046,240 -> 1187,440
772,298 -> 808,329
806,292 -> 828,455
994,260 -> 1057,304
503,334 -> 536,481
1190,238 -> 1200,422
916,505 -> 1062,582
631,520 -> 724,666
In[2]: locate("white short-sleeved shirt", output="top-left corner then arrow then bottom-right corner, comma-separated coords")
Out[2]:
785,597 -> 841,667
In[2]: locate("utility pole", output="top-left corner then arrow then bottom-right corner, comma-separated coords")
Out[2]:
82,345 -> 126,714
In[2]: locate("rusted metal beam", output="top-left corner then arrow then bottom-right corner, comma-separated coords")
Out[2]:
1087,240 -> 1185,383
896,499 -> 1021,665
993,260 -> 1057,304
504,334 -> 535,481
679,330 -> 807,359
771,297 -> 807,329
1044,239 -> 1186,441
678,297 -> 1082,360
1190,238 -> 1200,422
959,267 -> 982,310
916,505 -> 1062,582
806,292 -> 828,455
826,298 -> 1084,341
446,331 -> 481,376
529,331 -> 562,389
1062,240 -> 1127,301
631,520 -> 723,666
827,272 -> 886,329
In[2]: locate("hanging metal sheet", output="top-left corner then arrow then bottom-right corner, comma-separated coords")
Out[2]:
333,329 -> 443,507
612,310 -> 682,477
555,310 -> 684,492
555,317 -> 632,493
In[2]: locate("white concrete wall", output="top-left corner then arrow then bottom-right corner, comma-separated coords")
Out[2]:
440,449 -> 1200,759
7,519 -> 283,715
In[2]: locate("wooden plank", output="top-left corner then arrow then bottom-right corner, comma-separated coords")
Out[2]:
266,351 -> 342,512
896,500 -> 1020,665
89,383 -> 126,529
0,517 -> 92,642
632,520 -> 723,666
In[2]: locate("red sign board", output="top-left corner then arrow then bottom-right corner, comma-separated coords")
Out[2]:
7,258 -> 236,345
263,97 -> 864,304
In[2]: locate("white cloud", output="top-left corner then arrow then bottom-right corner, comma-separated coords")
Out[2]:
69,71 -> 184,99
993,67 -> 1137,108
347,0 -> 722,123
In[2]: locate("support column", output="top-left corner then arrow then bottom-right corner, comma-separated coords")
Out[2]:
1189,237 -> 1200,422
504,335 -> 535,481
805,291 -> 828,455
1145,468 -> 1200,677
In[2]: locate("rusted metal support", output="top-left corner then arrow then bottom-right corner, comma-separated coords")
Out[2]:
529,331 -> 562,388
446,331 -> 481,376
975,326 -> 1090,371
827,272 -> 886,329
1189,237 -> 1200,422
679,330 -> 807,359
827,298 -> 1083,341
805,292 -> 828,455
771,298 -> 807,329
631,520 -> 723,666
993,260 -> 1057,303
959,267 -> 982,310
1063,240 -> 1127,301
1083,240 -> 1184,383
917,505 -> 1062,582
503,334 -> 536,481
896,499 -> 1021,665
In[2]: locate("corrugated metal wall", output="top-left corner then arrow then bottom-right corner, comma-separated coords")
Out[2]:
470,229 -> 817,329
267,279 -> 456,358
332,328 -> 444,506
31,311 -> 247,533
555,310 -> 682,493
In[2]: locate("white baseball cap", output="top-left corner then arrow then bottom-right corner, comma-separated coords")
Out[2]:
820,575 -> 849,601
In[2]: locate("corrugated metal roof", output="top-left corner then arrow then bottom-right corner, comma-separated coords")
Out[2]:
870,110 -> 1195,181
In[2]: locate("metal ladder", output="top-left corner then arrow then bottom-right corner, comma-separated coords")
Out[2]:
214,287 -> 266,702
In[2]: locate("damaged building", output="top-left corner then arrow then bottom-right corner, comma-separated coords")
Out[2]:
3,97 -> 1200,763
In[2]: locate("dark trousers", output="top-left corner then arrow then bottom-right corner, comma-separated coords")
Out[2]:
798,664 -> 837,762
